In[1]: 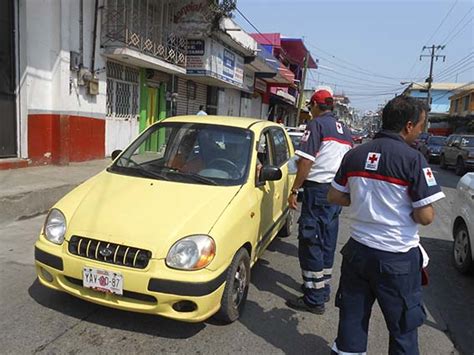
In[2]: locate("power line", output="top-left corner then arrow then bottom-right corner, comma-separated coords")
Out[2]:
444,17 -> 473,45
436,59 -> 474,81
436,52 -> 473,76
305,42 -> 405,81
441,7 -> 474,44
437,65 -> 474,82
425,0 -> 458,45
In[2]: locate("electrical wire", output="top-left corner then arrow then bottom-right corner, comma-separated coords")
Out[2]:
441,7 -> 474,44
436,52 -> 473,76
444,17 -> 473,45
425,0 -> 459,46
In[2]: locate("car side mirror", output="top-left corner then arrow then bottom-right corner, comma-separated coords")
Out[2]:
111,150 -> 122,160
260,166 -> 282,182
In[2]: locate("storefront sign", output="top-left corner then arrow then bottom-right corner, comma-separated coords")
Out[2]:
243,70 -> 255,93
174,0 -> 213,38
187,39 -> 205,56
255,78 -> 267,93
223,49 -> 235,78
186,39 -> 244,88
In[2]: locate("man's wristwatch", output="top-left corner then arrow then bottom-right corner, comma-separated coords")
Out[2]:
290,188 -> 299,195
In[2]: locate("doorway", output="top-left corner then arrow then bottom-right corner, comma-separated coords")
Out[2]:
0,0 -> 17,157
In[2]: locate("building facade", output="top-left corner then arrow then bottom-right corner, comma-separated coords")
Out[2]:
0,0 -> 309,169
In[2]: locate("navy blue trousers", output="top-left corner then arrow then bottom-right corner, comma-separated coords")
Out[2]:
334,238 -> 425,355
298,182 -> 342,306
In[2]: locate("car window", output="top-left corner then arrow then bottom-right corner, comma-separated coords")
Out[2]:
271,128 -> 290,166
257,132 -> 273,167
289,134 -> 302,150
453,136 -> 462,145
461,137 -> 474,147
429,136 -> 446,145
110,122 -> 253,186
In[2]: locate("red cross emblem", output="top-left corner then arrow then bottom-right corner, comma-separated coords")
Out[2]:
368,154 -> 378,164
426,169 -> 432,178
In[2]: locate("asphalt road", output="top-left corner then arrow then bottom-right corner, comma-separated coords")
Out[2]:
0,165 -> 471,354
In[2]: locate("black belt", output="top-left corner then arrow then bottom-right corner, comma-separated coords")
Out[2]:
303,180 -> 330,187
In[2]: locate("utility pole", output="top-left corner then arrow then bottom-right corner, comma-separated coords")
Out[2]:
420,45 -> 446,132
296,51 -> 309,125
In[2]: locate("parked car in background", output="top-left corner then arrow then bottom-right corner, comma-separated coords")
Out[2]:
411,132 -> 431,150
351,130 -> 363,144
34,116 -> 295,323
440,134 -> 474,176
286,127 -> 305,150
452,173 -> 474,274
419,135 -> 447,163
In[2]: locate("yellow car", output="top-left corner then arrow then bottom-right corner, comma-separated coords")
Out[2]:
34,116 -> 295,323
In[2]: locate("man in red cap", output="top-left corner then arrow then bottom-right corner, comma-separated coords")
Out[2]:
286,89 -> 353,314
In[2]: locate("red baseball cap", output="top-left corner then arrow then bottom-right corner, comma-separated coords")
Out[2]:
310,89 -> 334,105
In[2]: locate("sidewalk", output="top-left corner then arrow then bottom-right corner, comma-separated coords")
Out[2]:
0,159 -> 110,224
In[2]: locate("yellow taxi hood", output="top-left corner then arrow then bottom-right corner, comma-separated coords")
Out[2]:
64,171 -> 241,258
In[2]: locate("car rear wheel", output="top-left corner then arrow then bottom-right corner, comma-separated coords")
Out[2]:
455,158 -> 466,176
440,155 -> 447,169
452,223 -> 473,274
214,248 -> 250,323
277,209 -> 294,238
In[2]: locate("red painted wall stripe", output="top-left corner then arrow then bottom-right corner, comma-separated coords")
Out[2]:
28,114 -> 105,165
346,171 -> 410,186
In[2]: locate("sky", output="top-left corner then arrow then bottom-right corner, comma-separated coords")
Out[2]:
234,0 -> 473,113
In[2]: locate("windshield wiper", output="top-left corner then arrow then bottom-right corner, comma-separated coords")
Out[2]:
163,167 -> 217,185
112,161 -> 170,181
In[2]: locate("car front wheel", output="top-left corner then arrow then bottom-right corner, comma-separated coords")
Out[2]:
455,158 -> 466,176
214,248 -> 250,323
452,223 -> 473,274
440,155 -> 447,169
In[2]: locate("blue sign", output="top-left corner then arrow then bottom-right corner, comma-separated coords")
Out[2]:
223,49 -> 235,78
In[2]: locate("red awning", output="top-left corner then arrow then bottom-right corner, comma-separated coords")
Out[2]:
250,33 -> 281,47
281,38 -> 317,69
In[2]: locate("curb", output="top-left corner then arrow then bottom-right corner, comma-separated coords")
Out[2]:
0,184 -> 78,225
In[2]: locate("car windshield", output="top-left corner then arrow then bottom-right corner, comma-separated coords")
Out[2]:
108,122 -> 253,186
461,137 -> 474,147
429,136 -> 446,145
418,133 -> 430,141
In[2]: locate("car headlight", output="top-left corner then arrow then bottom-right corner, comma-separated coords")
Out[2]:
43,209 -> 67,244
166,235 -> 216,270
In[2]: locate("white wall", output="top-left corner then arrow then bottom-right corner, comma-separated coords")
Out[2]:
218,88 -> 241,116
17,0 -> 108,157
261,103 -> 270,120
105,119 -> 140,156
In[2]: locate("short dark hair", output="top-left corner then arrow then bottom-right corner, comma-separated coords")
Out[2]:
382,96 -> 428,132
199,105 -> 204,110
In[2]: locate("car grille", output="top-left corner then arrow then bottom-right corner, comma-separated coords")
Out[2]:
68,236 -> 152,269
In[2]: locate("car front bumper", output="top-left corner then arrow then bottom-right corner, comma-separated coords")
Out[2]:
465,159 -> 474,169
34,239 -> 226,322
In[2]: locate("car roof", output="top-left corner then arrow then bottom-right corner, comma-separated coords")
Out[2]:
288,131 -> 304,136
449,134 -> 474,137
161,115 -> 280,130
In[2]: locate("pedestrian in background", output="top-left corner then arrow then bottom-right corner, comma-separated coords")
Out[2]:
286,89 -> 353,315
196,105 -> 207,116
328,96 -> 445,354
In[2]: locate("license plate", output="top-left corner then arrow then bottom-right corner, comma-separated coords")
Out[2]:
83,267 -> 123,295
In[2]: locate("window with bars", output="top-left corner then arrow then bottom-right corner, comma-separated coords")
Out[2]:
106,61 -> 140,120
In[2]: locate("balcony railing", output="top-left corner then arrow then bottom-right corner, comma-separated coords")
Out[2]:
101,0 -> 186,67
